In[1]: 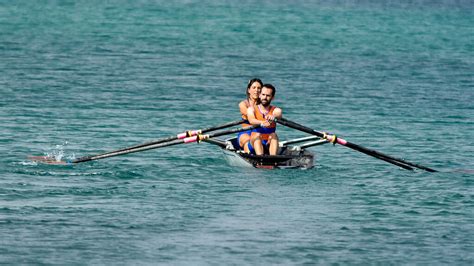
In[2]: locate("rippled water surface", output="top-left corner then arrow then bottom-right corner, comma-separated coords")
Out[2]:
1,1 -> 473,264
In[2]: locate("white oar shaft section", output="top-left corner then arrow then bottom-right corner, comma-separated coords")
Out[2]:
298,139 -> 330,149
280,136 -> 322,146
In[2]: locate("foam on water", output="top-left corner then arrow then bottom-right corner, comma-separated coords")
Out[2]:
42,142 -> 76,162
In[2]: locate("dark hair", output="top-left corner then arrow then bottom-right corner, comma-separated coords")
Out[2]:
246,78 -> 263,98
262,83 -> 276,97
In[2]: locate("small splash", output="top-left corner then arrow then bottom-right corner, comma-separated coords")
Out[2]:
24,141 -> 77,165
44,141 -> 76,162
46,142 -> 65,162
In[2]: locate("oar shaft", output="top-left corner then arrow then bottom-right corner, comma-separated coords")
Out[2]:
342,141 -> 434,172
277,118 -> 436,172
346,144 -> 414,171
72,138 -> 186,163
202,138 -> 227,148
200,120 -> 245,134
280,136 -> 322,146
207,124 -> 259,138
71,124 -> 258,164
73,119 -> 244,163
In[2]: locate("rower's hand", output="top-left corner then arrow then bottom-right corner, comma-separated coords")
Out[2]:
266,115 -> 276,121
260,121 -> 272,128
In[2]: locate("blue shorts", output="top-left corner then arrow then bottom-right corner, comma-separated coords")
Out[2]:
237,129 -> 255,146
246,139 -> 268,154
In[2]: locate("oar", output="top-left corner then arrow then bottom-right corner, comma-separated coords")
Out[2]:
86,119 -> 244,158
30,124 -> 259,165
29,120 -> 243,164
276,117 -> 437,172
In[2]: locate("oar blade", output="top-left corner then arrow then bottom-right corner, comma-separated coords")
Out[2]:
28,156 -> 70,165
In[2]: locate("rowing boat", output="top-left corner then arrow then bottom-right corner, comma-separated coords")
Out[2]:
205,136 -> 329,169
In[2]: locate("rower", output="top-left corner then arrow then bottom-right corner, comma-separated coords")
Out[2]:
246,84 -> 282,155
238,78 -> 263,153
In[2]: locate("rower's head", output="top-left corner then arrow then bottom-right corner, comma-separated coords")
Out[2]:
246,78 -> 263,100
260,84 -> 276,107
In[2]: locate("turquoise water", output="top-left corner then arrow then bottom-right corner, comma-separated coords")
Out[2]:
1,1 -> 473,264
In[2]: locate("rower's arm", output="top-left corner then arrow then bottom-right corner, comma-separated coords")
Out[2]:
273,107 -> 282,120
264,107 -> 282,122
238,101 -> 248,118
246,107 -> 261,126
